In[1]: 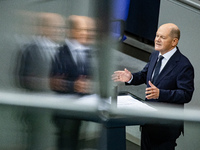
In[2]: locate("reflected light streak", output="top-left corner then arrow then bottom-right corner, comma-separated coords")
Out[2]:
110,102 -> 200,123
1,89 -> 200,124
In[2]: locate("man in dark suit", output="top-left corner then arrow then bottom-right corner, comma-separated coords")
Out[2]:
50,15 -> 96,94
18,12 -> 65,91
15,12 -> 66,150
112,23 -> 194,150
50,15 -> 96,150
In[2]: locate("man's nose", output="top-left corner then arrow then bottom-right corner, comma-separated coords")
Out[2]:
156,36 -> 161,42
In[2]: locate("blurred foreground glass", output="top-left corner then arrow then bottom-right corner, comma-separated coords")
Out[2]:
1,1 -> 200,150
0,0 -> 108,150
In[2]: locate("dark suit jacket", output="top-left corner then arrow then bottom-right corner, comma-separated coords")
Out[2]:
128,47 -> 194,104
126,47 -> 194,144
50,44 -> 92,93
18,42 -> 54,91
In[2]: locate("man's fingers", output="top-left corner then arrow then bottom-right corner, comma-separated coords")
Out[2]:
146,87 -> 157,99
112,74 -> 120,81
124,68 -> 131,74
149,80 -> 157,87
124,68 -> 128,72
112,71 -> 123,82
114,70 -> 124,74
146,94 -> 155,99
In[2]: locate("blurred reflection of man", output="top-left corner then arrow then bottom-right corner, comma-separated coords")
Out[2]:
18,12 -> 65,91
50,15 -> 96,94
50,15 -> 96,150
15,12 -> 66,150
112,23 -> 194,150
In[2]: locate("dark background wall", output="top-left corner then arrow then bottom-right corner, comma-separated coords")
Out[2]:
125,0 -> 161,43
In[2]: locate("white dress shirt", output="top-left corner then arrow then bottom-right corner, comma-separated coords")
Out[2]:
65,39 -> 90,64
127,47 -> 177,83
157,47 -> 177,73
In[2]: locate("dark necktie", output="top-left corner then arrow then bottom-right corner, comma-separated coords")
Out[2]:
75,50 -> 84,73
152,55 -> 164,84
75,49 -> 90,74
82,49 -> 91,75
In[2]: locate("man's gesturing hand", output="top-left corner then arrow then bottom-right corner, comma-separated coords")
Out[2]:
145,81 -> 160,99
112,68 -> 132,82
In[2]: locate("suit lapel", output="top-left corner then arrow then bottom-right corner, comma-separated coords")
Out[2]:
154,49 -> 181,85
147,51 -> 159,82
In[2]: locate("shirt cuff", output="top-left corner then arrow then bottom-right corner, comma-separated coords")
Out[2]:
127,75 -> 133,83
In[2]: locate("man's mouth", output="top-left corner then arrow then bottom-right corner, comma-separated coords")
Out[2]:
155,43 -> 161,46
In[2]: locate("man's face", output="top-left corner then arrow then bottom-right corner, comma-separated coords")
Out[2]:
38,14 -> 65,43
70,17 -> 96,45
71,19 -> 88,45
42,22 -> 65,43
154,25 -> 174,54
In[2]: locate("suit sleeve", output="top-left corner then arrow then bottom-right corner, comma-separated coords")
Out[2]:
126,63 -> 149,85
126,53 -> 155,86
158,63 -> 194,104
50,49 -> 76,93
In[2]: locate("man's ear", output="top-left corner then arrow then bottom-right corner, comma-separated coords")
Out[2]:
172,38 -> 179,47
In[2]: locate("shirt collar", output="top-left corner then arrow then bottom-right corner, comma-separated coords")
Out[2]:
159,47 -> 177,60
35,36 -> 59,48
65,39 -> 89,52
